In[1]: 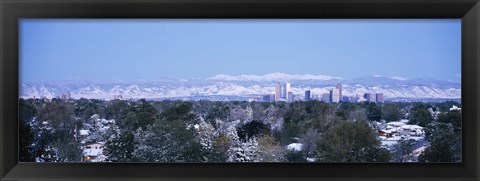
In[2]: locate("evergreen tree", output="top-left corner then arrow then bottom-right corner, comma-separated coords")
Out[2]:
366,102 -> 382,121
19,99 -> 37,162
390,138 -> 415,162
382,103 -> 402,122
409,105 -> 433,127
256,135 -> 286,162
315,120 -> 391,162
419,122 -> 461,162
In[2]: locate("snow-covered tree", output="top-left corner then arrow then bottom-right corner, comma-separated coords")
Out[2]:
255,135 -> 286,162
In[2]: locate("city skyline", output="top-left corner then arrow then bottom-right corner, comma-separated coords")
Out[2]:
21,19 -> 460,83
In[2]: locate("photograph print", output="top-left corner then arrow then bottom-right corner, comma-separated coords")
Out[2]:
19,19 -> 461,163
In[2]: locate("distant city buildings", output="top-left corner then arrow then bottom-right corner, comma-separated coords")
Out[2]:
305,90 -> 312,100
336,83 -> 343,100
262,82 -> 385,104
376,93 -> 384,103
275,82 -> 281,102
263,94 -> 275,102
288,92 -> 294,102
322,93 -> 330,102
60,92 -> 71,101
330,88 -> 340,103
283,82 -> 291,100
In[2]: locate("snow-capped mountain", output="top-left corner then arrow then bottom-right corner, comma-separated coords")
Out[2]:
20,73 -> 461,100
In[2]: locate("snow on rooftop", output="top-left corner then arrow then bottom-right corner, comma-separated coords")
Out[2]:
401,125 -> 423,130
79,130 -> 89,136
286,143 -> 303,151
409,136 -> 424,141
83,148 -> 102,157
450,105 -> 461,111
306,157 -> 316,162
386,122 -> 406,127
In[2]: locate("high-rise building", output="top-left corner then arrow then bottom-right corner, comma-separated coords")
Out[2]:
275,82 -> 282,102
342,96 -> 350,102
263,94 -> 275,102
369,94 -> 376,102
305,90 -> 312,100
375,93 -> 384,103
263,95 -> 271,102
288,92 -> 294,102
336,83 -> 342,102
283,82 -> 291,99
61,94 -> 67,100
364,93 -> 371,101
330,88 -> 340,103
322,93 -> 330,103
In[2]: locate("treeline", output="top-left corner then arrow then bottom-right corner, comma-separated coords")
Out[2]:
19,98 -> 461,162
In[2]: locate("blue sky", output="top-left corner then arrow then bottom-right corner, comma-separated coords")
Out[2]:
20,19 -> 461,83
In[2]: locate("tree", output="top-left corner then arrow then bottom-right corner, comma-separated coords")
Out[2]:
19,99 -> 37,162
285,151 -> 307,162
366,102 -> 382,121
409,105 -> 433,127
256,135 -> 286,162
419,122 -> 461,162
390,138 -> 416,162
205,134 -> 232,162
132,102 -> 204,162
382,103 -> 402,122
104,130 -> 136,162
51,138 -> 83,162
299,128 -> 322,159
437,110 -> 461,132
34,100 -> 79,162
237,121 -> 270,141
348,108 -> 368,122
315,120 -> 391,162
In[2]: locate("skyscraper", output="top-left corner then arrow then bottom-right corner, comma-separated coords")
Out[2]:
305,90 -> 312,100
275,82 -> 281,102
330,88 -> 340,103
283,82 -> 291,99
322,93 -> 330,103
336,83 -> 342,102
375,93 -> 384,103
288,92 -> 294,102
370,94 -> 376,102
364,93 -> 371,101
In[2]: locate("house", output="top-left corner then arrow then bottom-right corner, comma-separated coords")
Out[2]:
82,142 -> 105,162
79,129 -> 90,140
400,125 -> 424,136
378,129 -> 394,137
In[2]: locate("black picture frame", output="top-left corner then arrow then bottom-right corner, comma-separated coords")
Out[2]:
1,0 -> 479,180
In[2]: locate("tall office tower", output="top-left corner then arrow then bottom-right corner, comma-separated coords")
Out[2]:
336,83 -> 342,101
275,82 -> 282,102
283,82 -> 291,99
370,94 -> 376,102
375,93 -> 384,103
305,90 -> 312,100
330,88 -> 340,103
322,93 -> 330,103
363,93 -> 371,101
61,94 -> 67,100
288,92 -> 294,102
263,95 -> 271,102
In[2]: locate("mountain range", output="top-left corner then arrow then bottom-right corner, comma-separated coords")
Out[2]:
20,73 -> 461,100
